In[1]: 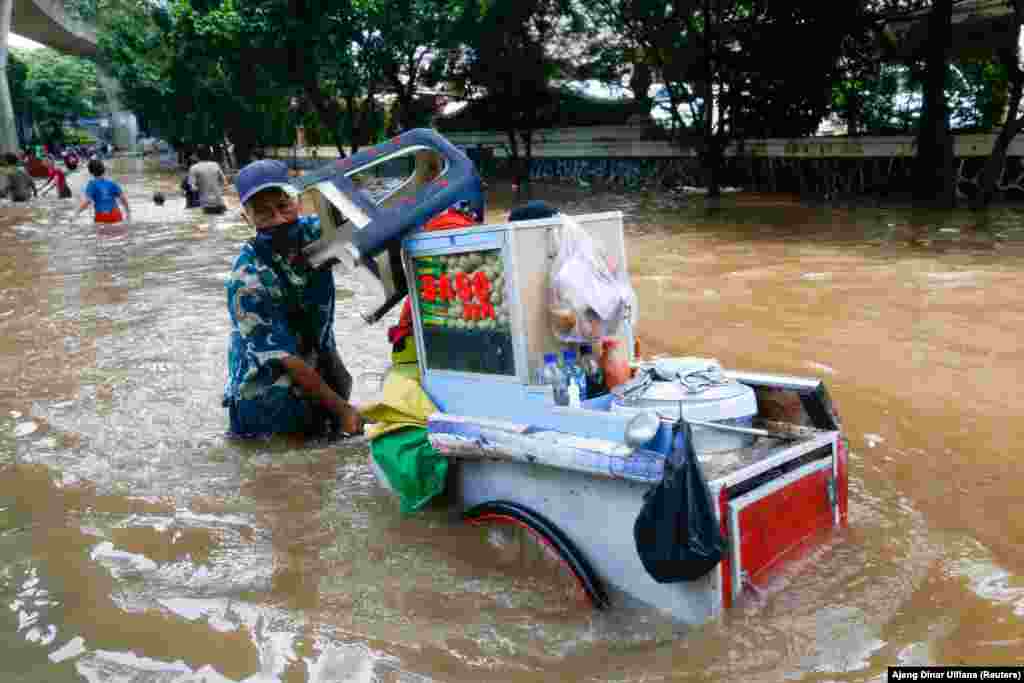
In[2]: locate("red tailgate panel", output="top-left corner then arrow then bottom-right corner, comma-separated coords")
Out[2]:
737,467 -> 833,581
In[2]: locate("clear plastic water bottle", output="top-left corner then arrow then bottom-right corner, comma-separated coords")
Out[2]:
579,344 -> 604,398
541,353 -> 567,406
562,349 -> 586,408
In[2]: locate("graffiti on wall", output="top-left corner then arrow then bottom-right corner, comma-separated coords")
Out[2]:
270,149 -> 1024,198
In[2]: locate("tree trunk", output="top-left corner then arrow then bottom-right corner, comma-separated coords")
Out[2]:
521,129 -> 533,186
987,70 -> 1010,130
286,0 -> 343,158
912,0 -> 954,208
846,88 -> 861,136
363,88 -> 378,146
505,129 -> 524,183
630,58 -> 653,115
388,64 -> 415,133
396,91 -> 414,133
304,77 -> 348,159
344,95 -> 359,155
974,51 -> 1024,209
224,138 -> 237,170
972,119 -> 1024,209
701,0 -> 721,199
228,130 -> 254,168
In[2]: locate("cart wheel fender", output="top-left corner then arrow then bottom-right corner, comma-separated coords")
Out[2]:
463,500 -> 609,609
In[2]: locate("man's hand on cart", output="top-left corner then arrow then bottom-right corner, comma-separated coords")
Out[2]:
280,355 -> 364,437
340,403 -> 364,436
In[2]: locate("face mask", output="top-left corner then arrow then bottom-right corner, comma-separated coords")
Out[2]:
255,220 -> 304,256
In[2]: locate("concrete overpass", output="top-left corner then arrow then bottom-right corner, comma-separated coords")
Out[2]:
11,0 -> 97,57
0,0 -> 136,153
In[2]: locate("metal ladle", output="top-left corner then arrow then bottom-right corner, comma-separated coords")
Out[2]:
685,418 -> 801,442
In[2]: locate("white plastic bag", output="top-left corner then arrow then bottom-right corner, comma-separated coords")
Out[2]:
548,214 -> 638,341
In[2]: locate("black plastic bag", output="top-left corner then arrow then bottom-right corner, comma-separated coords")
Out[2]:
634,419 -> 727,583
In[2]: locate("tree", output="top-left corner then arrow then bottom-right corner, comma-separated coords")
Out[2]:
362,0 -> 466,132
237,0 -> 369,158
8,48 -> 103,147
833,63 -> 922,134
451,0 -> 586,183
911,0 -> 955,207
973,0 -> 1024,208
948,59 -> 1008,132
387,94 -> 442,134
588,0 -> 867,197
99,0 -> 295,165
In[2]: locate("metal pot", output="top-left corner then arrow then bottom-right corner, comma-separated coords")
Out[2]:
610,374 -> 758,454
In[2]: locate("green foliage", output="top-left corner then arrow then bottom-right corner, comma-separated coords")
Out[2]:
98,0 -> 296,160
832,58 -> 1008,135
833,63 -> 920,134
588,0 -> 869,139
448,0 -> 588,159
362,0 -> 468,130
948,60 -> 1008,131
85,0 -> 1021,170
63,0 -> 98,22
726,1 -> 870,138
391,95 -> 442,132
8,48 -> 102,145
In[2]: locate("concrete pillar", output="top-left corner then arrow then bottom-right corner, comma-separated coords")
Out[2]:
95,64 -> 137,152
0,0 -> 19,154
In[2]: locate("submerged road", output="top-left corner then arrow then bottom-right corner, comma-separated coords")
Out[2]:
0,158 -> 1023,681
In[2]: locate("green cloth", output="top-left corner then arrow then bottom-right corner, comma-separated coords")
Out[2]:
370,426 -> 448,514
362,371 -> 446,513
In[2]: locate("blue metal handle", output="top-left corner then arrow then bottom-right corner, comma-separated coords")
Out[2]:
292,128 -> 484,261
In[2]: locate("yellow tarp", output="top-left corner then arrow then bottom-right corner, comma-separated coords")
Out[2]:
360,370 -> 438,440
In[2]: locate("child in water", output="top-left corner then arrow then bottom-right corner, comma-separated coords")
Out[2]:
75,159 -> 132,223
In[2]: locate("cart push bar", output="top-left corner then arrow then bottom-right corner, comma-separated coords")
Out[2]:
293,128 -> 485,324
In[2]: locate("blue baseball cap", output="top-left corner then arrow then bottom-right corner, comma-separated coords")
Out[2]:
235,159 -> 296,206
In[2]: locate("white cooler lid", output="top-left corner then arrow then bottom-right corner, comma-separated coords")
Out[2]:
612,377 -> 757,423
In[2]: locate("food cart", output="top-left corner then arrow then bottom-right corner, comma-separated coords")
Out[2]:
293,129 -> 849,626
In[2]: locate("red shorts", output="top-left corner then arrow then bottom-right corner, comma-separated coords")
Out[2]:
94,208 -> 124,223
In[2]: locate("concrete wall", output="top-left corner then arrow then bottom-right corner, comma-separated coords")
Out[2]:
268,125 -> 1024,163
440,126 -> 1024,160
266,125 -> 1024,197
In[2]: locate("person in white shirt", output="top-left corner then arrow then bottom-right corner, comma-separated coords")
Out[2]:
188,147 -> 228,214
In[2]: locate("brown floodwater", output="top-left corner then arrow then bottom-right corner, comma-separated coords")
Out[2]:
1,160 -> 1023,682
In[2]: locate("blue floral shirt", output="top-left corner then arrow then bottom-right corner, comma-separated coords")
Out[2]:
223,216 -> 337,428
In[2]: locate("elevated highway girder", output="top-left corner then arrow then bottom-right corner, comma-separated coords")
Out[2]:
11,0 -> 96,58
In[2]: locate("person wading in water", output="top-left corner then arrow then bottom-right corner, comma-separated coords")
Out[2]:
223,159 -> 363,439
